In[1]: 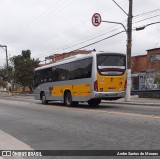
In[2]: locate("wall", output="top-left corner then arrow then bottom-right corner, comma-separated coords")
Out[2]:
147,48 -> 160,71
131,48 -> 160,90
131,55 -> 147,73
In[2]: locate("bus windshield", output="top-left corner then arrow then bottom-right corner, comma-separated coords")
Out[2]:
97,54 -> 126,76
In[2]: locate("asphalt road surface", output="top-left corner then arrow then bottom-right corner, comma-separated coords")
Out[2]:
0,95 -> 160,159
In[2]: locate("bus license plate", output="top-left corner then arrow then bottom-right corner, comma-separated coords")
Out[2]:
108,88 -> 115,91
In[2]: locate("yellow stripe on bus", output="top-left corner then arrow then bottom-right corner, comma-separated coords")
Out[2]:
51,84 -> 91,97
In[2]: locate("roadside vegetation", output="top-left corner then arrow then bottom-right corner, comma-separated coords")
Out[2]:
0,50 -> 39,93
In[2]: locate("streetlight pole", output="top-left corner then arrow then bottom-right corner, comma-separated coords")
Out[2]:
0,44 -> 9,94
135,22 -> 160,31
102,20 -> 127,33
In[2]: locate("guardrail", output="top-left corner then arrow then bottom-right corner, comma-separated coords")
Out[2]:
131,89 -> 160,95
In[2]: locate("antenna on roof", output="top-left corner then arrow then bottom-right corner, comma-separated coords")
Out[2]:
154,42 -> 158,48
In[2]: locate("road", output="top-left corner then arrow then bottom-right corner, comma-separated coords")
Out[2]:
0,95 -> 160,159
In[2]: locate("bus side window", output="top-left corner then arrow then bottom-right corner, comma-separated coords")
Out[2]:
39,71 -> 42,83
52,67 -> 58,82
62,63 -> 70,80
70,59 -> 85,79
55,63 -> 70,81
47,68 -> 52,82
40,68 -> 52,83
34,71 -> 41,87
43,69 -> 48,83
84,58 -> 92,78
50,67 -> 55,82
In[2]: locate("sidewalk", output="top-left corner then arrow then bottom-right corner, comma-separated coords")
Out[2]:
0,92 -> 159,106
0,91 -> 33,97
103,95 -> 160,106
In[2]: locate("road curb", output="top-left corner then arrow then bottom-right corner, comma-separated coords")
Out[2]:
102,101 -> 160,106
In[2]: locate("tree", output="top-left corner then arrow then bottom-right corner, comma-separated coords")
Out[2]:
0,67 -> 5,79
0,65 -> 13,89
0,79 -> 7,89
11,50 -> 40,92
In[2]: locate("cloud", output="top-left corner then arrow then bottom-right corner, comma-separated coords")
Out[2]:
0,0 -> 160,65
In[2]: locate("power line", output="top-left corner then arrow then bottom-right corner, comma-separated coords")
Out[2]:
10,0 -> 127,47
9,2 -> 160,63
40,31 -> 125,62
64,27 -> 123,49
33,8 -> 160,60
34,11 -> 160,61
36,7 -> 160,63
134,8 -> 160,18
11,0 -> 75,44
133,14 -> 160,24
39,31 -> 125,63
73,31 -> 125,51
30,0 -> 128,51
10,0 -> 60,42
35,16 -> 128,59
37,26 -> 124,60
112,0 -> 128,16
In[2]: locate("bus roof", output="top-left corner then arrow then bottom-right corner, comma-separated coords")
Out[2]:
35,51 -> 125,71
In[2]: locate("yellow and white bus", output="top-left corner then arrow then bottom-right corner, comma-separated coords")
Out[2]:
34,51 -> 126,106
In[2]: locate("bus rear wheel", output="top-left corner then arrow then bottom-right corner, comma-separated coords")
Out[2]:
64,91 -> 73,106
41,92 -> 48,104
88,99 -> 101,106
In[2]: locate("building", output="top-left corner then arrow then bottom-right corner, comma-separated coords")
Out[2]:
131,48 -> 160,90
147,48 -> 160,78
131,55 -> 147,73
131,55 -> 147,90
45,50 -> 92,64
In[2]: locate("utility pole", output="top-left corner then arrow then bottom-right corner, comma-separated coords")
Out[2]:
5,46 -> 9,82
92,0 -> 133,101
105,0 -> 133,101
125,0 -> 133,101
0,44 -> 9,94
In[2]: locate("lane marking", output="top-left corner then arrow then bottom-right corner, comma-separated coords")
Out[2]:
1,98 -> 160,120
106,111 -> 160,119
67,107 -> 160,119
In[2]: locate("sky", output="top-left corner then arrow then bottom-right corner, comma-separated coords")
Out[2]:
0,0 -> 160,66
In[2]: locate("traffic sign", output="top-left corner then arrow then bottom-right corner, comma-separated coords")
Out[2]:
92,13 -> 102,27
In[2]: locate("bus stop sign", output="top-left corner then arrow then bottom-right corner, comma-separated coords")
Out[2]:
92,13 -> 102,27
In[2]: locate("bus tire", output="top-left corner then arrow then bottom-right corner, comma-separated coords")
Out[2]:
64,91 -> 73,106
88,99 -> 101,106
41,92 -> 48,104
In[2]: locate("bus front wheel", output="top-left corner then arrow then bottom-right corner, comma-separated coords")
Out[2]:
41,92 -> 48,104
88,99 -> 101,106
64,91 -> 73,106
